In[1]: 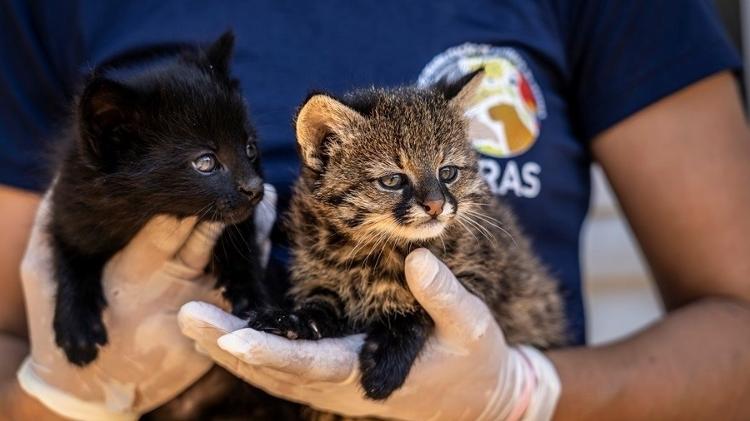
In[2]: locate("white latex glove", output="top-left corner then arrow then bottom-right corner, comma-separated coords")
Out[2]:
179,248 -> 561,421
17,185 -> 277,421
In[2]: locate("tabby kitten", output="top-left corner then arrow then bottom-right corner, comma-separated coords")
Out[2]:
249,70 -> 567,400
49,32 -> 268,366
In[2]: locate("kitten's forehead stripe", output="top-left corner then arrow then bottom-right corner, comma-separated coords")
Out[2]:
394,152 -> 403,169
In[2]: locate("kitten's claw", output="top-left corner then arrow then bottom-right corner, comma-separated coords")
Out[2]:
247,309 -> 319,340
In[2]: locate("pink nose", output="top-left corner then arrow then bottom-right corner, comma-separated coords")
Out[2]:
421,199 -> 444,217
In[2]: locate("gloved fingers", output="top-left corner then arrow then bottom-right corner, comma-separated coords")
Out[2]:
405,248 -> 498,346
227,366 -> 311,406
255,184 -> 277,267
179,301 -> 247,340
174,221 -> 225,272
129,215 -> 199,261
254,184 -> 277,243
187,335 -> 305,401
20,195 -> 54,286
178,301 -> 252,371
28,192 -> 52,238
216,328 -> 363,383
177,301 -> 359,388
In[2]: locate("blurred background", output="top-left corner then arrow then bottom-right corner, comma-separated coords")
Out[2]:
583,0 -> 746,344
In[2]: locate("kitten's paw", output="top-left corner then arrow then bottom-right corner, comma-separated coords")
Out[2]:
246,309 -> 321,340
229,296 -> 253,319
359,336 -> 411,400
54,314 -> 108,366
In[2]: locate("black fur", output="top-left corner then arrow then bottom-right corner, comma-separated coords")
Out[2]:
358,310 -> 432,400
49,31 -> 269,366
248,293 -> 347,340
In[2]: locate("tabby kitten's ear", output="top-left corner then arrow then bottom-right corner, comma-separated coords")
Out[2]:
78,77 -> 140,162
206,31 -> 235,76
436,68 -> 485,111
295,94 -> 365,171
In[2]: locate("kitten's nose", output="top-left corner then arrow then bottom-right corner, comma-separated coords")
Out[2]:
420,198 -> 444,218
238,178 -> 264,204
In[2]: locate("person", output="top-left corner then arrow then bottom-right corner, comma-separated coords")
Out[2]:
2,0 -> 750,419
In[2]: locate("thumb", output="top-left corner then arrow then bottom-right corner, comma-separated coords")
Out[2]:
129,215 -> 199,261
178,301 -> 246,358
404,248 -> 498,346
174,221 -> 225,272
254,184 -> 278,244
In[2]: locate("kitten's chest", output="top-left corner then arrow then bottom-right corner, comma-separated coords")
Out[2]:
340,244 -> 474,323
344,253 -> 418,322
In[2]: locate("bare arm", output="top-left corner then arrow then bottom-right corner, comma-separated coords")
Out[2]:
550,72 -> 750,420
0,186 -> 67,420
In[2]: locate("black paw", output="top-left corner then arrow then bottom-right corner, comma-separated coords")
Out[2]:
246,309 -> 321,340
54,313 -> 108,366
229,296 -> 253,319
359,336 -> 412,400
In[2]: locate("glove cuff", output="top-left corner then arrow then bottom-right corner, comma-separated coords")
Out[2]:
17,357 -> 139,421
517,346 -> 561,421
477,346 -> 561,421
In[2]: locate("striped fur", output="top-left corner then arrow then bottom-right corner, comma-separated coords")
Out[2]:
251,74 -> 567,405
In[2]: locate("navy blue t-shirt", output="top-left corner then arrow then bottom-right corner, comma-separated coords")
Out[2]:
0,0 -> 740,344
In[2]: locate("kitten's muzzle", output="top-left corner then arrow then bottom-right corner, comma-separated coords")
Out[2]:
238,177 -> 264,206
219,204 -> 254,224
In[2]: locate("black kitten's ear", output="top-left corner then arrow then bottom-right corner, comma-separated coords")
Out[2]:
436,68 -> 485,111
295,93 -> 365,171
206,31 -> 235,76
78,77 -> 139,159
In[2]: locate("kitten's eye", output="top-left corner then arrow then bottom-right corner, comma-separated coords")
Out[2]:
192,154 -> 217,174
378,174 -> 407,190
246,143 -> 257,161
439,166 -> 459,183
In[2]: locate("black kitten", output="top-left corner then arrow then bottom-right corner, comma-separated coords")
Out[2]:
48,32 -> 268,366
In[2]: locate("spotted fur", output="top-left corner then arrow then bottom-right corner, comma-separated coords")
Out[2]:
249,71 -> 567,403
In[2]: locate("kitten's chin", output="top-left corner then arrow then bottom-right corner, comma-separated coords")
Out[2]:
400,219 -> 447,241
215,206 -> 254,225
363,216 -> 450,243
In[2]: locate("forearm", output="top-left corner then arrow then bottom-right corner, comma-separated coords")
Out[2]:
549,297 -> 750,420
0,335 -> 66,420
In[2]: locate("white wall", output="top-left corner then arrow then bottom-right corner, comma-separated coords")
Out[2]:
582,167 -> 663,345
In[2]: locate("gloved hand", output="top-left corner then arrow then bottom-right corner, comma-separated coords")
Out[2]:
179,248 -> 561,421
17,185 -> 277,421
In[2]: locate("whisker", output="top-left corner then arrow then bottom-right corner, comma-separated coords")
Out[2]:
438,232 -> 447,255
230,223 -> 253,262
455,217 -> 478,242
459,214 -> 494,244
461,210 -> 518,247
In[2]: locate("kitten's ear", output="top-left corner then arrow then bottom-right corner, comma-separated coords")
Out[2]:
78,77 -> 139,159
436,68 -> 485,111
295,93 -> 364,171
206,31 -> 235,76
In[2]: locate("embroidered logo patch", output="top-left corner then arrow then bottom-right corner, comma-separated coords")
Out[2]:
418,43 -> 546,159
